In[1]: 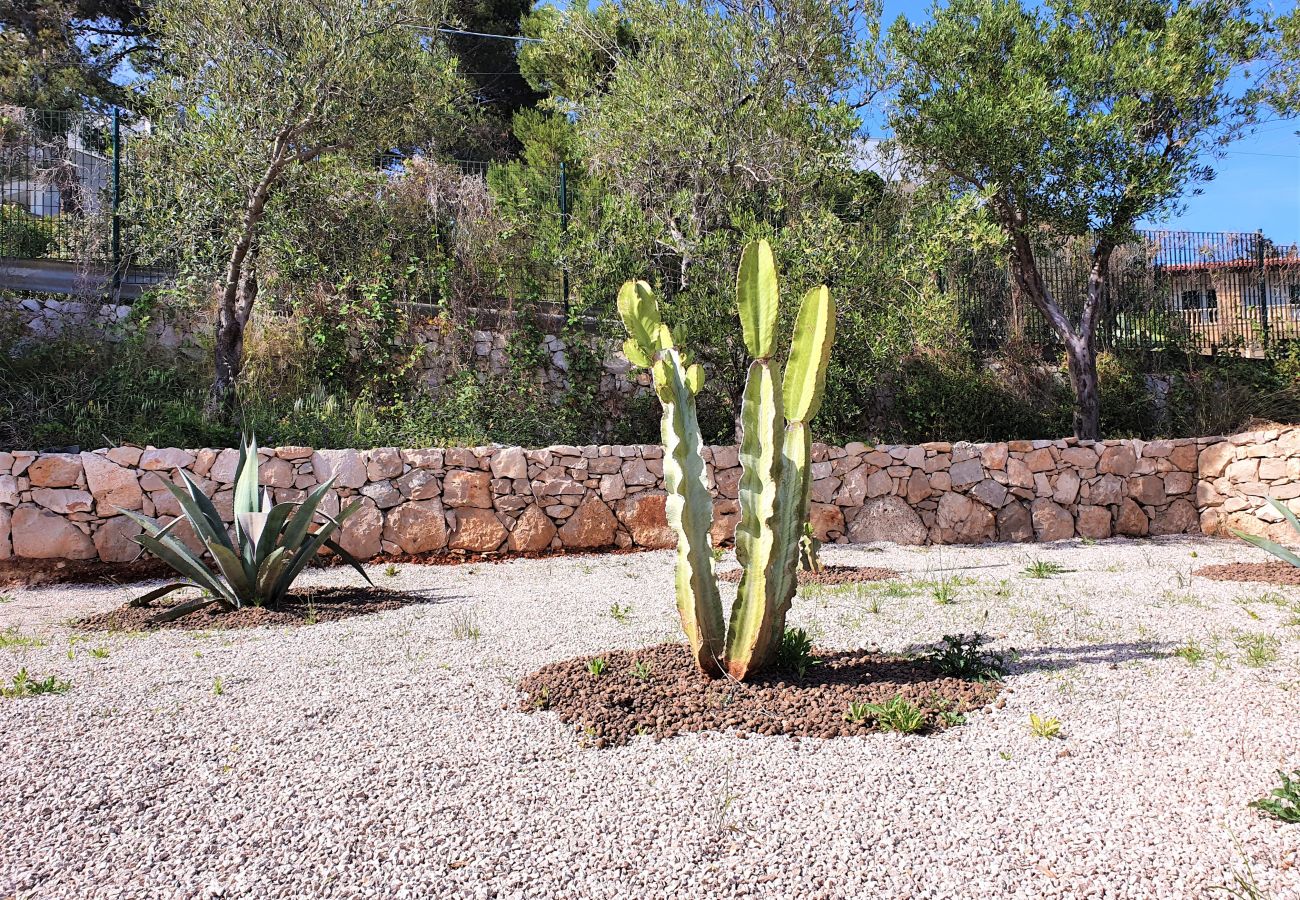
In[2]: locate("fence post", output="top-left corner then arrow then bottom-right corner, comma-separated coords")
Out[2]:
1257,228 -> 1269,351
111,107 -> 122,297
559,161 -> 570,317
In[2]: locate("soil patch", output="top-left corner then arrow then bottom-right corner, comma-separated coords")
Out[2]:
1195,561 -> 1300,586
519,642 -> 1002,747
75,586 -> 429,631
717,564 -> 899,586
0,557 -> 174,589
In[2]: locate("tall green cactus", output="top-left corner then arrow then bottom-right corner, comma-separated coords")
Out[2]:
618,240 -> 835,680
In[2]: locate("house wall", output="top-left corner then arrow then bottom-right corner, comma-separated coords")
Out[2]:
3,432 -> 1246,565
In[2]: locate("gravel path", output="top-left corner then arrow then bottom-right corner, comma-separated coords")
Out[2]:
1,536 -> 1298,899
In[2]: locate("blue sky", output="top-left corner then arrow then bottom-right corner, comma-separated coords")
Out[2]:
879,0 -> 1300,244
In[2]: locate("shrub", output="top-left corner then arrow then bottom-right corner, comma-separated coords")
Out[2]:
925,633 -> 1007,681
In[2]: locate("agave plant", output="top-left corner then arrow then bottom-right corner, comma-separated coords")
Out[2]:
119,435 -> 371,619
1231,497 -> 1300,567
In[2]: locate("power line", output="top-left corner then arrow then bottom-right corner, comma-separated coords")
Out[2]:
407,25 -> 543,44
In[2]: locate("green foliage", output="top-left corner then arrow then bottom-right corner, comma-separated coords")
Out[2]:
1,668 -> 71,699
1173,641 -> 1206,666
1250,769 -> 1300,824
843,701 -> 871,725
122,433 -> 372,611
1029,712 -> 1062,739
775,627 -> 820,678
1235,632 -> 1280,668
864,696 -> 925,734
0,205 -> 55,257
1231,498 -> 1300,573
1022,560 -> 1067,579
585,657 -> 608,678
0,628 -> 47,650
608,602 -> 631,624
630,660 -> 652,680
925,633 -> 1008,682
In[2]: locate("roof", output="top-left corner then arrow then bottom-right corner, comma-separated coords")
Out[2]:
1161,256 -> 1300,273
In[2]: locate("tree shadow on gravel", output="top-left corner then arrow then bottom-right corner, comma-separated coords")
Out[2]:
1008,641 -> 1178,673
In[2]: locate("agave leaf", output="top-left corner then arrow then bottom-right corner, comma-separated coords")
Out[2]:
237,512 -> 270,551
255,546 -> 292,600
234,434 -> 261,516
1230,528 -> 1300,568
323,538 -> 374,584
736,239 -> 778,359
134,533 -> 235,607
281,477 -> 338,552
128,582 -> 195,607
207,539 -> 255,605
254,502 -> 297,566
164,471 -> 235,554
1266,497 -> 1300,536
147,596 -> 218,624
271,508 -> 352,604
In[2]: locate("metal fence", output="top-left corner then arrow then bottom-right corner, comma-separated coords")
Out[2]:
951,230 -> 1300,356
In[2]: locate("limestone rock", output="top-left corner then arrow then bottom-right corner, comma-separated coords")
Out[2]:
489,447 -> 528,480
395,468 -> 440,501
1129,475 -> 1166,506
1098,444 -> 1137,477
996,502 -> 1033,542
31,488 -> 94,515
848,495 -> 928,545
558,496 -> 618,548
970,478 -> 1008,509
449,507 -> 508,552
383,500 -> 448,554
366,448 -> 404,481
1075,505 -> 1112,540
27,454 -> 82,488
259,456 -> 295,489
209,448 -> 240,484
0,507 -> 10,559
508,505 -> 558,553
139,447 -> 196,471
12,507 -> 96,559
1030,498 -> 1074,542
599,473 -> 627,501
809,503 -> 845,541
312,450 -> 368,489
94,515 -> 143,563
338,500 -> 383,559
81,452 -> 143,513
1198,441 -> 1234,478
1115,498 -> 1149,536
619,492 -> 674,549
443,470 -> 493,508
1151,498 -> 1198,536
361,480 -> 403,509
936,492 -> 995,544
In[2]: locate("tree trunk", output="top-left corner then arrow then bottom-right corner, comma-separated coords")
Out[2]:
1064,333 -> 1101,440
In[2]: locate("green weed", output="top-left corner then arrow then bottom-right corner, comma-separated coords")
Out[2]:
1235,632 -> 1280,668
0,628 -> 47,650
609,602 -> 632,624
864,696 -> 924,733
1029,712 -> 1062,739
0,669 -> 71,699
1022,560 -> 1067,579
1249,769 -> 1300,824
586,657 -> 608,678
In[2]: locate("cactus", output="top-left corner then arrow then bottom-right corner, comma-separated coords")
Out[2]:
618,240 -> 835,680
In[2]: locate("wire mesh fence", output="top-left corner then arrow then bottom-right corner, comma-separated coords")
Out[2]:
3,107 -> 1298,353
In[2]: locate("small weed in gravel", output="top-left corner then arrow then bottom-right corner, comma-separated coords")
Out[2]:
383,564 -> 400,578
586,657 -> 607,678
1235,633 -> 1280,668
0,593 -> 13,603
1023,560 -> 1067,579
843,701 -> 871,725
630,660 -> 651,680
1,668 -> 70,699
925,633 -> 1007,681
212,677 -> 225,696
776,627 -> 819,677
451,609 -> 481,642
1173,641 -> 1206,665
1029,713 -> 1062,739
1250,769 -> 1300,823
864,696 -> 924,733
609,602 -> 632,624
0,628 -> 47,650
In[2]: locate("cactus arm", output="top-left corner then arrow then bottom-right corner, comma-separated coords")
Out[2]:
725,358 -> 785,679
658,347 -> 726,676
737,239 -> 779,359
768,284 -> 837,642
618,279 -> 725,676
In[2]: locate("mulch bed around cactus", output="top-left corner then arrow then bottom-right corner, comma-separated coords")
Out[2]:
716,565 -> 899,585
75,586 -> 430,631
519,642 -> 1003,748
1195,562 -> 1300,586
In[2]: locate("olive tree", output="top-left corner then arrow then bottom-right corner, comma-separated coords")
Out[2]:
137,0 -> 467,418
889,0 -> 1261,439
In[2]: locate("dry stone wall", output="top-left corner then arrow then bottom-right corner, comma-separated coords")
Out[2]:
0,432 -> 1237,564
1197,426 -> 1300,541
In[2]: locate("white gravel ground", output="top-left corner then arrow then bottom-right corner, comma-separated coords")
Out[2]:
1,536 -> 1298,899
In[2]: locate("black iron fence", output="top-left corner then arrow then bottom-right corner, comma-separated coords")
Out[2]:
950,230 -> 1300,356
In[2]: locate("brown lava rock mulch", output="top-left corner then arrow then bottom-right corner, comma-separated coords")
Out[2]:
1195,561 -> 1300,586
716,565 -> 899,585
519,642 -> 1002,747
76,586 -> 426,631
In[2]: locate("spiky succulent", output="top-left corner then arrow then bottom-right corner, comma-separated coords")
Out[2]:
119,434 -> 371,617
618,239 -> 835,679
1232,497 -> 1300,567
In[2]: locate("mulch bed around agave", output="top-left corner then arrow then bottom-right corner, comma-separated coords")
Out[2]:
519,643 -> 1002,747
1195,561 -> 1300,586
717,564 -> 899,585
75,586 -> 428,631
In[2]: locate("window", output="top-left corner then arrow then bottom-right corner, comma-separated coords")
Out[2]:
1180,289 -> 1218,322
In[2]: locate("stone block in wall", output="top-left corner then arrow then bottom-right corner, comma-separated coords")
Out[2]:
558,496 -> 617,548
443,470 -> 492,509
312,450 -> 367,489
449,508 -> 508,552
94,515 -> 142,563
1076,505 -> 1112,540
809,503 -> 845,542
1030,498 -> 1073,542
1098,445 -> 1136,477
27,454 -> 82,488
383,500 -> 448,554
0,507 -> 10,559
508,505 -> 558,552
1116,499 -> 1148,536
936,493 -> 995,544
81,452 -> 143,514
1198,442 -> 1235,479
11,507 -> 96,559
996,502 -> 1033,542
1151,499 -> 1198,536
619,493 -> 674,550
